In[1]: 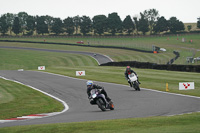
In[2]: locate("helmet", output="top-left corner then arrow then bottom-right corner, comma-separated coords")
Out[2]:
86,80 -> 93,86
126,66 -> 131,71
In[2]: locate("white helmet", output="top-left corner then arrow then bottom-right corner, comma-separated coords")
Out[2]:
86,80 -> 93,86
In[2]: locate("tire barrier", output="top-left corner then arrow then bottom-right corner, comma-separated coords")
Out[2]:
0,40 -> 153,53
100,61 -> 200,73
167,51 -> 180,65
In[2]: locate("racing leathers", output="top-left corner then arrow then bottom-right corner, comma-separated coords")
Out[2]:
87,84 -> 111,104
124,69 -> 140,87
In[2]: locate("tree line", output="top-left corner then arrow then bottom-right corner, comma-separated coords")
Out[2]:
0,9 -> 199,36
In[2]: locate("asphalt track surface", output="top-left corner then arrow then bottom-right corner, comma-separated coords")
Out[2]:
0,46 -> 113,65
0,70 -> 200,128
0,46 -> 200,128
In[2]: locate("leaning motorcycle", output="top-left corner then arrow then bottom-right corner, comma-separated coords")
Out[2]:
89,89 -> 114,111
128,73 -> 140,91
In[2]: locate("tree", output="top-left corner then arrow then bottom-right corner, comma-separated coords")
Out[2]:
197,21 -> 200,29
187,25 -> 192,32
12,17 -> 21,35
73,15 -> 81,35
138,13 -> 149,35
4,13 -> 15,35
26,15 -> 35,35
168,17 -> 185,33
45,15 -> 54,27
143,9 -> 159,34
44,15 -> 54,33
133,17 -> 139,35
51,18 -> 64,35
18,12 -> 29,35
92,15 -> 107,35
0,15 -> 9,35
197,17 -> 200,29
63,17 -> 74,35
36,16 -> 49,35
80,16 -> 92,35
107,12 -> 122,35
154,16 -> 168,34
122,15 -> 135,35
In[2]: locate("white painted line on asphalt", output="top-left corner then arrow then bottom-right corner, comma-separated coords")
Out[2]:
103,54 -> 114,62
34,71 -> 200,117
0,75 -> 69,123
90,55 -> 100,65
34,71 -> 200,99
2,71 -> 199,123
141,88 -> 200,99
166,111 -> 200,117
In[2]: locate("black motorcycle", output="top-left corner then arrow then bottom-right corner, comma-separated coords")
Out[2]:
89,89 -> 114,111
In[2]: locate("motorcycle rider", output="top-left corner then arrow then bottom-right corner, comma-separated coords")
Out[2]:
124,66 -> 141,87
86,80 -> 111,104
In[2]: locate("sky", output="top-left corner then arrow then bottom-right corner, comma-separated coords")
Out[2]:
1,0 -> 199,23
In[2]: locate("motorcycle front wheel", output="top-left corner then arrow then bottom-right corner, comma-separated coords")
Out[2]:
133,82 -> 140,91
96,98 -> 106,111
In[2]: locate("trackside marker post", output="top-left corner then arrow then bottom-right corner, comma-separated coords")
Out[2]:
179,82 -> 194,90
38,66 -> 45,70
76,71 -> 85,76
166,83 -> 169,91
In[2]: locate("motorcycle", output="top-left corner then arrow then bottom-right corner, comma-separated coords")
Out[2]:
128,73 -> 140,91
89,89 -> 114,111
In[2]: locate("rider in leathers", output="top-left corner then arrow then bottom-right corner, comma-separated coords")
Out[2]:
124,66 -> 140,87
86,81 -> 111,104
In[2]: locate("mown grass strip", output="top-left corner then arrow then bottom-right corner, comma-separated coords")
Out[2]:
0,40 -> 200,132
0,78 -> 64,119
0,48 -> 98,70
0,41 -> 176,64
46,66 -> 200,97
0,113 -> 200,133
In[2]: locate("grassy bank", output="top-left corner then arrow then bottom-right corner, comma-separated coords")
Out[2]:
0,112 -> 200,133
0,34 -> 199,50
0,42 -> 175,64
0,47 -> 199,97
0,38 -> 200,132
0,48 -> 98,70
0,78 -> 64,119
1,34 -> 200,65
45,66 -> 200,97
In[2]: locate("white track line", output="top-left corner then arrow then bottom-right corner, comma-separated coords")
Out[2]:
36,71 -> 200,99
36,71 -> 200,117
0,75 -> 69,123
1,71 -> 200,123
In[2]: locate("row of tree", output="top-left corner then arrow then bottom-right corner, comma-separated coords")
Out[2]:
0,9 -> 199,36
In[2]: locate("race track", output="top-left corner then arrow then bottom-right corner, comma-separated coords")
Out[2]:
0,70 -> 200,128
0,46 -> 113,65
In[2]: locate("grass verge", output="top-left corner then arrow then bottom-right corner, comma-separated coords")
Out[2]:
0,40 -> 200,132
0,112 -> 200,133
0,78 -> 64,119
46,66 -> 200,97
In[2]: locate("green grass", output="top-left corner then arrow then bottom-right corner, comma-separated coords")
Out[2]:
0,41 -> 177,65
0,37 -> 200,132
0,78 -> 64,119
46,66 -> 200,97
1,34 -> 200,64
0,48 -> 98,70
0,113 -> 200,133
1,34 -> 199,49
0,47 -> 199,97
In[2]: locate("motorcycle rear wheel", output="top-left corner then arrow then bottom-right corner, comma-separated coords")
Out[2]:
109,102 -> 114,110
